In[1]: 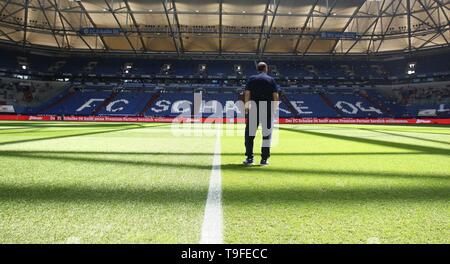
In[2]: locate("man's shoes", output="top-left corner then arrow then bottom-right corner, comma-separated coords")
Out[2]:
260,159 -> 269,166
243,158 -> 254,166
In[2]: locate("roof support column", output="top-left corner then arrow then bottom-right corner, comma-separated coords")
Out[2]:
22,0 -> 29,47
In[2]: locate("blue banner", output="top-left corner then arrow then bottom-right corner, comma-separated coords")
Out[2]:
320,32 -> 359,40
79,28 -> 122,35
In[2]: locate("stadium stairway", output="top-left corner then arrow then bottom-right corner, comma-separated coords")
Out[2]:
279,92 -> 300,117
38,89 -> 75,114
319,92 -> 343,116
139,91 -> 161,116
92,90 -> 118,115
359,90 -> 394,117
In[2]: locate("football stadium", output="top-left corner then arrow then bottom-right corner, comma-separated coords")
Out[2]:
0,0 -> 449,247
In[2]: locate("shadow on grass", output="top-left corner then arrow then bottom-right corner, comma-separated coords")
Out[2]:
361,128 -> 450,146
0,183 -> 447,204
0,126 -> 41,132
352,127 -> 450,136
0,151 -> 448,181
0,128 -> 44,135
0,123 -> 170,146
220,163 -> 449,181
0,149 -> 424,157
280,127 -> 450,156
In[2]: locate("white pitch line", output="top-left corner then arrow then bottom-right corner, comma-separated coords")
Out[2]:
200,130 -> 223,244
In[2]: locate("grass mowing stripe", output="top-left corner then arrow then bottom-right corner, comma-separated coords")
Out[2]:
200,130 -> 223,244
0,123 -> 170,146
0,122 -> 214,243
280,127 -> 450,155
222,124 -> 450,243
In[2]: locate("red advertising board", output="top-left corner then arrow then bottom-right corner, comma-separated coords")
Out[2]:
1,114 -> 449,125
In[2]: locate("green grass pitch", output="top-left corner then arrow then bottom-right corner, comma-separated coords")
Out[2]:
0,121 -> 449,243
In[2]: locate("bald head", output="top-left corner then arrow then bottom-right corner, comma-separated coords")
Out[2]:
257,62 -> 268,73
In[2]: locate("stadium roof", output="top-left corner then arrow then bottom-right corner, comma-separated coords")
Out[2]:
0,0 -> 449,56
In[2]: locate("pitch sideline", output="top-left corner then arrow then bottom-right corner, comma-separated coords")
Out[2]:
200,130 -> 223,244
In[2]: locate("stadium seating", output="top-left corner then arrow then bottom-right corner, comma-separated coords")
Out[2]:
97,91 -> 153,116
324,93 -> 384,118
145,93 -> 195,117
17,88 -> 445,119
0,47 -> 449,119
1,74 -> 448,118
1,48 -> 448,79
44,91 -> 111,115
279,94 -> 338,118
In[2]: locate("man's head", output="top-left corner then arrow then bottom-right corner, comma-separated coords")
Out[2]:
257,62 -> 268,73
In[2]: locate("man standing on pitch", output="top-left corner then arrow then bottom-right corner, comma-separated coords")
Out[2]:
243,62 -> 279,166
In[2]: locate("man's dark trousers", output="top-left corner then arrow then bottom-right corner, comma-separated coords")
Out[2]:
245,102 -> 273,160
